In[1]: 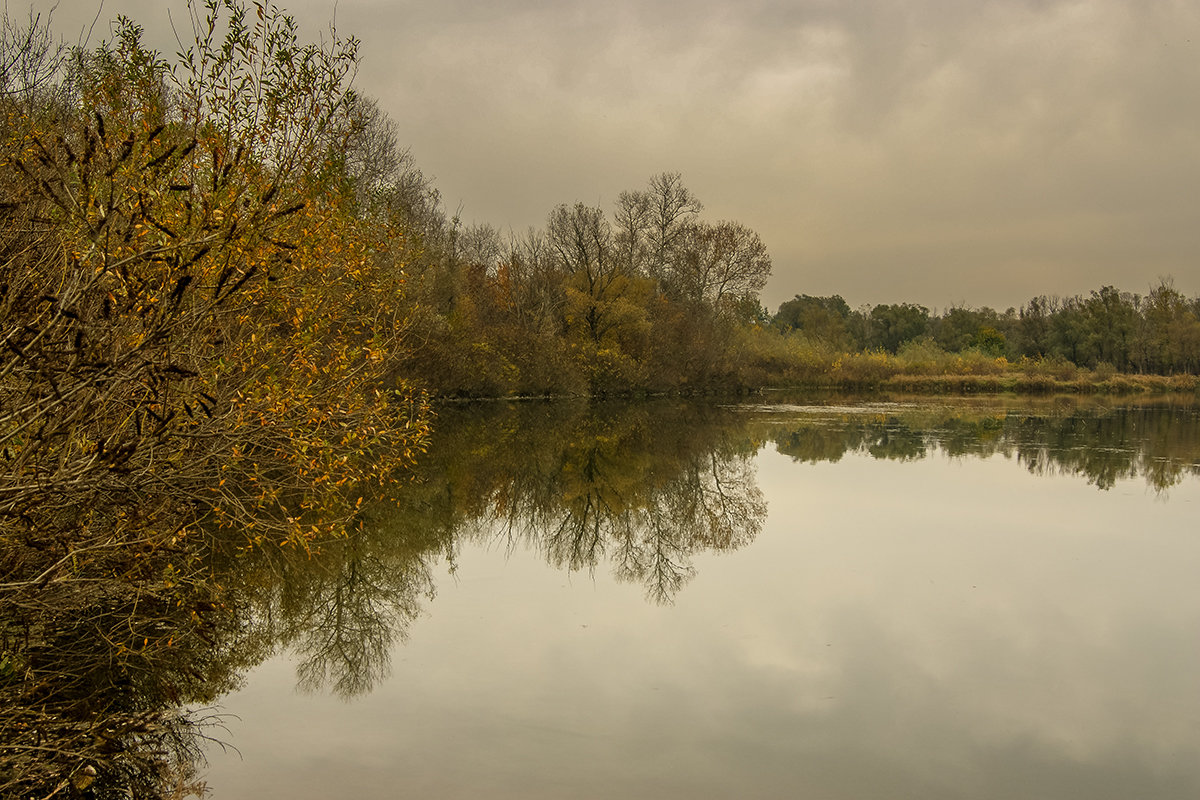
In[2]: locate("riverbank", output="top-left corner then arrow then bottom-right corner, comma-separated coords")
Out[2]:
439,369 -> 1199,403
825,371 -> 1200,395
740,346 -> 1200,397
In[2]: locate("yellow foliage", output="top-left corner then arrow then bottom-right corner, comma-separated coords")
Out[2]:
0,3 -> 430,560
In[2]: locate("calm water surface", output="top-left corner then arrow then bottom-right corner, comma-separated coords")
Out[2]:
202,396 -> 1200,799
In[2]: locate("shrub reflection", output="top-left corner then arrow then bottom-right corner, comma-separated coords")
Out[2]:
6,396 -> 1198,796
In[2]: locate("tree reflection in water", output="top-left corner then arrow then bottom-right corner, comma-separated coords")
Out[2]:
203,398 -> 767,707
5,395 -> 1200,796
259,395 -> 1200,703
467,401 -> 766,604
765,396 -> 1200,492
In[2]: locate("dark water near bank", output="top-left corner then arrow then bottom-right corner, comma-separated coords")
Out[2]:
202,395 -> 1200,799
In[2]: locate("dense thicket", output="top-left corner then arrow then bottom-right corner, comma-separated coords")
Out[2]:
385,170 -> 774,397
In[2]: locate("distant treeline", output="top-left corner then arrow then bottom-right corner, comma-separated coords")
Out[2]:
771,282 -> 1200,377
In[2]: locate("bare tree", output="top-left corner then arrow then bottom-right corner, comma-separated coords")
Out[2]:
455,222 -> 503,274
675,220 -> 772,309
613,188 -> 652,277
343,95 -> 401,202
500,226 -> 565,334
0,6 -> 65,107
644,171 -> 702,288
548,202 -> 622,342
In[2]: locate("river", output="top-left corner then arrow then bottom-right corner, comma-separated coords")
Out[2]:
198,394 -> 1200,799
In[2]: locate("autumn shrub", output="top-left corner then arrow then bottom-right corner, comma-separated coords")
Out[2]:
954,348 -> 1010,375
408,330 -> 519,397
739,329 -> 837,386
833,349 -> 901,384
1022,354 -> 1079,381
1165,374 -> 1200,393
784,332 -> 839,381
731,326 -> 814,386
585,345 -> 647,395
492,327 -> 586,397
895,338 -> 954,375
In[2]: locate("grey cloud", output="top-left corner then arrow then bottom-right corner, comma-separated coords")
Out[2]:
35,0 -> 1200,310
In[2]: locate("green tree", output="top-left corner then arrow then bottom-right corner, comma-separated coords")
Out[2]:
1136,279 -> 1200,374
773,294 -> 855,348
1081,285 -> 1138,371
867,303 -> 929,353
1049,297 -> 1090,365
1018,295 -> 1055,358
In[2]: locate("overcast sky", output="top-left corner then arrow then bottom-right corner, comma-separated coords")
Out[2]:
36,0 -> 1200,312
